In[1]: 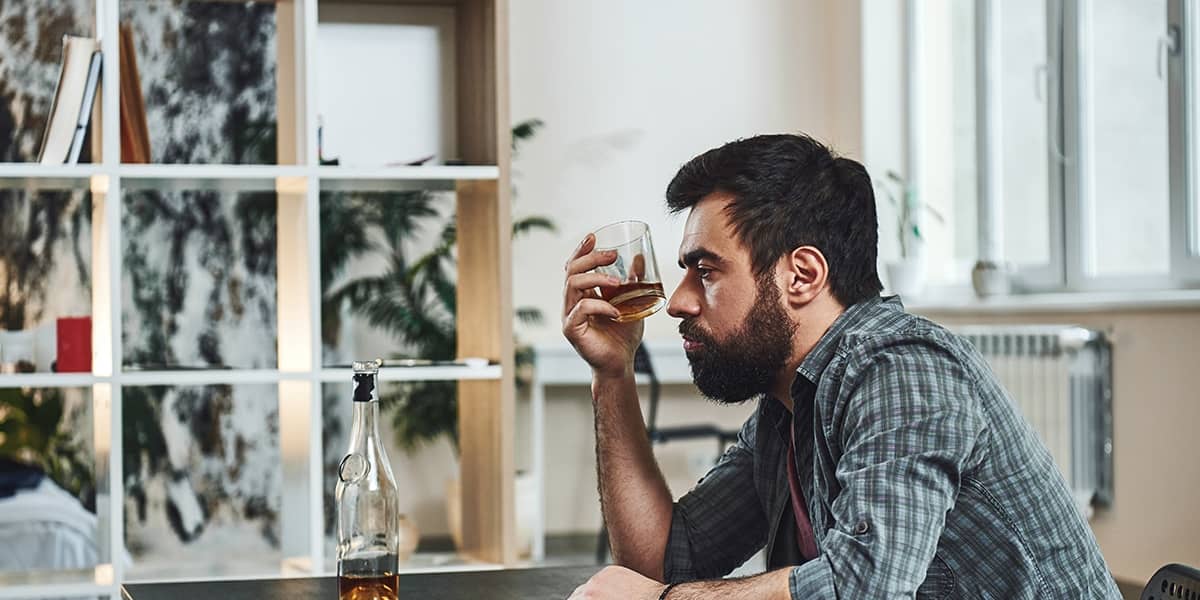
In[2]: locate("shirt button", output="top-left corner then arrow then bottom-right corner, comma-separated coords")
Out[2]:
854,520 -> 870,535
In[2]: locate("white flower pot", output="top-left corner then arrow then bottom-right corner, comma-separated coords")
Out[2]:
971,260 -> 1011,298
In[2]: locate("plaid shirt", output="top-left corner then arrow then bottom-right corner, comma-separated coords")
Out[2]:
662,296 -> 1121,599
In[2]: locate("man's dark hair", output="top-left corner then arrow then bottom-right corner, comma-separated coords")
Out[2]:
665,133 -> 883,306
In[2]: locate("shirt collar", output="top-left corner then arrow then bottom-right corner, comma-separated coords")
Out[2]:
794,295 -> 900,386
759,295 -> 901,436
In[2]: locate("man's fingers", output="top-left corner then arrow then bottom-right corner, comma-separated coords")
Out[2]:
566,248 -> 618,276
561,233 -> 621,324
569,233 -> 596,263
567,272 -> 620,294
563,298 -> 620,333
563,273 -> 616,318
565,233 -> 601,273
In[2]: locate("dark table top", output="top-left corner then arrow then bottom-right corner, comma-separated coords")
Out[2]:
121,565 -> 601,600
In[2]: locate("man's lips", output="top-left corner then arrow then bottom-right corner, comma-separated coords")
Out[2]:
682,337 -> 705,353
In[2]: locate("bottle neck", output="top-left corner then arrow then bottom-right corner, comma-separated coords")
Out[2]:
349,373 -> 382,448
349,399 -> 382,445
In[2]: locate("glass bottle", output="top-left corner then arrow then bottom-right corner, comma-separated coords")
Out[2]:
337,358 -> 400,600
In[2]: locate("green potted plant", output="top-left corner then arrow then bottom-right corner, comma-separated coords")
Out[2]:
876,170 -> 944,298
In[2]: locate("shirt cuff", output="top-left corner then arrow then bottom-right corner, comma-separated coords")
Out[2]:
789,555 -> 837,599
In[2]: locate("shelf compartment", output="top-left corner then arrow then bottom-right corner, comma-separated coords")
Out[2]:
119,381 -> 285,581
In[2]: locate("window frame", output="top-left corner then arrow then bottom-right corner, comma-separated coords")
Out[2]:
987,0 -> 1068,293
1170,0 -> 1200,282
1062,0 -> 1180,292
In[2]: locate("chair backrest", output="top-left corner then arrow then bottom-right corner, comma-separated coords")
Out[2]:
633,343 -> 663,433
1142,563 -> 1200,600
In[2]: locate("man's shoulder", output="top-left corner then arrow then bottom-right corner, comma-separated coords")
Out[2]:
834,300 -> 969,366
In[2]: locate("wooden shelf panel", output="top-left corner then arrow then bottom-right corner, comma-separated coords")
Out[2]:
0,373 -> 102,388
119,164 -> 307,192
119,368 -> 297,386
0,366 -> 504,388
319,364 -> 502,383
0,164 -> 499,193
317,165 -> 500,192
0,566 -> 115,600
0,163 -> 102,190
0,583 -> 116,600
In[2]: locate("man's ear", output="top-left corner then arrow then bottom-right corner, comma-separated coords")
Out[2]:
780,246 -> 829,308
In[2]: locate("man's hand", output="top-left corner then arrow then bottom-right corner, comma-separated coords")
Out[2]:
570,567 -> 794,600
567,565 -> 666,600
562,233 -> 643,379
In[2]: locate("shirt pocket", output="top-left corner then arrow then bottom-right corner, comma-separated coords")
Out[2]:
916,553 -> 958,600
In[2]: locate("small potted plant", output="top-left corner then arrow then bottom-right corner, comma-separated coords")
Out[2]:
876,171 -> 944,298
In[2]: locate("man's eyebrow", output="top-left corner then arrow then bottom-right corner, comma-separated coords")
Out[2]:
678,248 -> 723,269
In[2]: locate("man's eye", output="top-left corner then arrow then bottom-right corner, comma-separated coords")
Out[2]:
696,267 -> 713,280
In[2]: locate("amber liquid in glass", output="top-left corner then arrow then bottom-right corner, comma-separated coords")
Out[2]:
339,573 -> 399,600
601,281 -> 666,322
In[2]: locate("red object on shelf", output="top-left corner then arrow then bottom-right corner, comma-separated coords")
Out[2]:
56,316 -> 91,373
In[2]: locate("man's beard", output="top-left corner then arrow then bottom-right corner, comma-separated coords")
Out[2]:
679,273 -> 796,404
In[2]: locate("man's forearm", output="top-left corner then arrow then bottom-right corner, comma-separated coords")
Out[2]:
666,568 -> 792,600
592,370 -> 674,580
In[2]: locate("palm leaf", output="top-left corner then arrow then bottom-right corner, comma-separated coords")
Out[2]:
513,215 -> 556,238
512,118 -> 545,151
516,307 -> 543,325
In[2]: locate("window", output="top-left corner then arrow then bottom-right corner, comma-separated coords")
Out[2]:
892,0 -> 1200,293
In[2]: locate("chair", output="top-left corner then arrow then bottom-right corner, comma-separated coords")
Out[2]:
0,476 -> 99,572
1141,563 -> 1200,600
595,343 -> 739,563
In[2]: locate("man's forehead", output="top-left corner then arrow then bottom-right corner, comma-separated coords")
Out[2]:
678,193 -> 743,260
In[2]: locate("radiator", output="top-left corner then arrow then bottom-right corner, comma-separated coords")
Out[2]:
956,325 -> 1114,517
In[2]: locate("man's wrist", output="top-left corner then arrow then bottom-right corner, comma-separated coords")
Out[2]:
592,364 -> 635,387
649,569 -> 792,600
657,582 -> 678,600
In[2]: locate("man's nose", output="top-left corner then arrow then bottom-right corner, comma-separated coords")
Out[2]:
667,280 -> 699,319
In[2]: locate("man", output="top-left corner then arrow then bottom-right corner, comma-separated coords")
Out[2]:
562,134 -> 1121,599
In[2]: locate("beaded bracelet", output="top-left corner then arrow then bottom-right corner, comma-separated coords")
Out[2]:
658,583 -> 678,600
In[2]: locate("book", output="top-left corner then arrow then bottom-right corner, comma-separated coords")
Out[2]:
66,49 -> 102,163
119,23 -> 151,163
37,35 -> 100,164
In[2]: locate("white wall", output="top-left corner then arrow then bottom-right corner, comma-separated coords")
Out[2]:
508,0 -> 863,535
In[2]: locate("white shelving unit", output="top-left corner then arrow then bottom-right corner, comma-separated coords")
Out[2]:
1,0 -> 516,596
